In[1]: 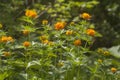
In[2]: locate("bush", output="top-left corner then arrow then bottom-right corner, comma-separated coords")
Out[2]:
0,0 -> 120,80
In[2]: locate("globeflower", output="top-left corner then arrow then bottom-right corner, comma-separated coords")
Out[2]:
40,35 -> 48,41
86,29 -> 96,36
97,48 -> 104,53
103,51 -> 110,56
74,39 -> 82,46
98,59 -> 102,63
1,36 -> 14,43
42,40 -> 49,44
111,67 -> 117,73
3,52 -> 11,57
54,22 -> 66,30
7,36 -> 14,42
81,13 -> 91,20
23,30 -> 30,36
42,20 -> 48,25
66,30 -> 73,35
1,36 -> 8,42
25,9 -> 37,18
70,22 -> 75,26
23,41 -> 31,47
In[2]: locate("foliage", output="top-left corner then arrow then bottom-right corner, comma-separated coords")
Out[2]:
0,0 -> 120,80
92,0 -> 120,48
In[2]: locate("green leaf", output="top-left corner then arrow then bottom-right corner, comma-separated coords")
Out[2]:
0,72 -> 9,80
58,0 -> 64,3
108,45 -> 120,58
22,25 -> 37,32
26,61 -> 41,69
95,32 -> 102,37
0,31 -> 6,36
19,16 -> 34,24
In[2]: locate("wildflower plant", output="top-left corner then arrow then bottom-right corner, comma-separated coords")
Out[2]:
0,0 -> 119,80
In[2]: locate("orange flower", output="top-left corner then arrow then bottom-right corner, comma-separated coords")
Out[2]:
1,36 -> 8,42
81,13 -> 91,20
54,22 -> 66,30
7,36 -> 14,42
23,30 -> 30,36
41,38 -> 54,45
3,52 -> 11,57
111,67 -> 117,73
42,20 -> 48,25
66,30 -> 73,35
74,39 -> 82,46
86,29 -> 95,36
25,10 -> 37,18
23,41 -> 31,47
1,36 -> 14,43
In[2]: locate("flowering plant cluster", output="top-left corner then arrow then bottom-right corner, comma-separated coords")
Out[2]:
0,1 -> 119,80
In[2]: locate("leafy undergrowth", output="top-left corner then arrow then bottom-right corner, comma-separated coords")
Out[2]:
0,1 -> 120,80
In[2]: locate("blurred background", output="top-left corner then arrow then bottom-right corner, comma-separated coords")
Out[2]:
0,0 -> 120,49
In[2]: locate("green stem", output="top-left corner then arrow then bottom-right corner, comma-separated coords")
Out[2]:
84,41 -> 88,48
90,64 -> 98,80
53,57 -> 57,80
77,46 -> 81,79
